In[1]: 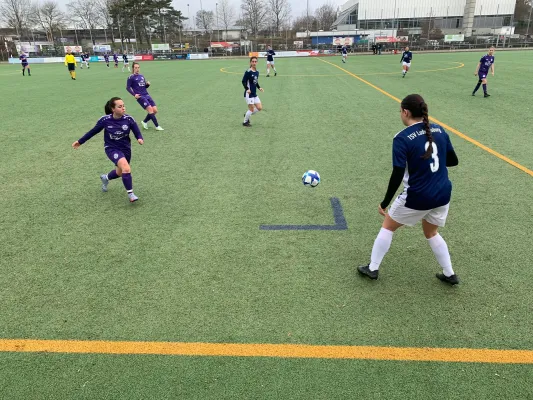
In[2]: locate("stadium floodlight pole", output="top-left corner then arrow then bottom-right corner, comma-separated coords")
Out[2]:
526,6 -> 532,43
216,2 -> 219,41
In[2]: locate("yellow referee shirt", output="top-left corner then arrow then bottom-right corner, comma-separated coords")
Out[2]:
64,54 -> 77,65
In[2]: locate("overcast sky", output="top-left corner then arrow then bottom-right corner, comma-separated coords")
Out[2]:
52,0 -> 348,25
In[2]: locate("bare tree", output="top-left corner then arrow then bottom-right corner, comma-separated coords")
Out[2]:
95,0 -> 115,43
67,0 -> 101,44
195,9 -> 214,31
241,0 -> 268,37
0,0 -> 32,39
219,0 -> 235,39
268,0 -> 290,34
315,3 -> 337,30
30,1 -> 65,42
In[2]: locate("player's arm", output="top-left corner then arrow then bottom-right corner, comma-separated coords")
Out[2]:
474,61 -> 481,74
64,56 -> 68,66
381,137 -> 407,209
130,119 -> 144,143
126,77 -> 136,96
73,119 -> 105,147
242,71 -> 249,90
491,63 -> 495,75
445,133 -> 459,167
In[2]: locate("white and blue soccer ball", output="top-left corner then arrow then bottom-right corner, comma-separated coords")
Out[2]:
302,170 -> 320,187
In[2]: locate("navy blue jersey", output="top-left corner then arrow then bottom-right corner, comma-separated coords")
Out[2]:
127,74 -> 149,96
78,114 -> 142,151
392,122 -> 454,210
342,46 -> 347,54
123,54 -> 128,62
478,54 -> 494,73
80,54 -> 85,61
401,51 -> 412,63
266,49 -> 275,61
19,54 -> 28,65
242,69 -> 260,98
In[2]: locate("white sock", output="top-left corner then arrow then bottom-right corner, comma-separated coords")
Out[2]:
244,110 -> 252,122
252,107 -> 259,115
428,234 -> 455,277
273,67 -> 277,72
369,228 -> 394,271
267,68 -> 270,75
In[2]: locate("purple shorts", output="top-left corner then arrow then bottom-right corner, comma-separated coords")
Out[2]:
105,147 -> 131,165
478,72 -> 487,79
137,95 -> 156,109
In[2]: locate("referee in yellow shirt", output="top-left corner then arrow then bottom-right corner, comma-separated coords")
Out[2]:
64,51 -> 77,80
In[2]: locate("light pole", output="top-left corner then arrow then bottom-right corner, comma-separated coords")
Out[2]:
216,2 -> 219,41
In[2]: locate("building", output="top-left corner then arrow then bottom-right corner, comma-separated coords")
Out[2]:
332,0 -> 516,37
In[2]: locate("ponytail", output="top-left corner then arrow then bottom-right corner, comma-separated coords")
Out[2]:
420,102 -> 433,160
104,97 -> 122,115
400,94 -> 433,160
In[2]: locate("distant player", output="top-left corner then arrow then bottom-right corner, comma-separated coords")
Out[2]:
357,94 -> 460,285
19,53 -> 31,76
72,97 -> 144,203
127,62 -> 164,131
80,52 -> 85,68
242,56 -> 264,127
113,53 -> 119,68
84,52 -> 90,68
400,46 -> 412,77
122,53 -> 130,72
266,45 -> 277,77
341,46 -> 348,63
104,53 -> 110,67
64,50 -> 77,80
472,47 -> 495,98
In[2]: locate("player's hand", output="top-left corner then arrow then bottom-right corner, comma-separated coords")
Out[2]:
134,94 -> 141,99
72,141 -> 80,149
491,72 -> 494,76
146,81 -> 150,87
378,204 -> 387,216
259,88 -> 264,92
137,139 -> 144,145
474,72 -> 477,76
246,89 -> 251,94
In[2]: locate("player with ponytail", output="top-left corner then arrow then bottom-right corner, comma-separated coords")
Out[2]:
72,97 -> 144,203
358,94 -> 461,285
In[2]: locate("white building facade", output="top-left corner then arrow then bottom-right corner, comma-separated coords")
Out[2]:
333,0 -> 516,36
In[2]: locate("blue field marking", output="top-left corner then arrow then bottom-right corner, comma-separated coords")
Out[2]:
260,197 -> 348,231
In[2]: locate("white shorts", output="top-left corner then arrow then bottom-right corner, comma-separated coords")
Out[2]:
123,61 -> 129,65
402,62 -> 411,67
245,94 -> 261,105
388,192 -> 449,227
267,60 -> 274,65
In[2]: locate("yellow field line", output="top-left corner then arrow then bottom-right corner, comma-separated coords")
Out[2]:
1,339 -> 533,364
317,58 -> 533,177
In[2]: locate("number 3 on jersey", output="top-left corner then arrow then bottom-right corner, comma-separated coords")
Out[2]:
425,141 -> 439,172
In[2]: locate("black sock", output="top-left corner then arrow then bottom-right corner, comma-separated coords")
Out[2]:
22,69 -> 25,76
473,82 -> 482,93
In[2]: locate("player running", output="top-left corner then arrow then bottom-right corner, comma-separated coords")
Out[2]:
127,62 -> 164,131
400,46 -> 412,77
357,94 -> 460,285
122,53 -> 130,72
242,56 -> 264,127
72,97 -> 144,203
341,45 -> 348,63
104,53 -> 110,67
266,45 -> 277,77
19,53 -> 31,76
113,53 -> 119,68
472,47 -> 495,98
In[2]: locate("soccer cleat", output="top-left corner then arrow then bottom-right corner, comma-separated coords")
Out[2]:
472,92 -> 476,96
100,174 -> 109,192
436,273 -> 459,285
266,74 -> 270,77
141,121 -> 148,130
243,121 -> 251,127
155,126 -> 164,131
128,192 -> 139,202
357,265 -> 379,280
274,72 -> 277,76
484,93 -> 490,98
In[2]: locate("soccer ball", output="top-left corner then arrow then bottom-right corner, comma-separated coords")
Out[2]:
302,170 -> 320,187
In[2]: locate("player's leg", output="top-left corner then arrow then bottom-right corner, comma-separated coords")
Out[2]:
27,65 -> 31,76
266,61 -> 270,76
422,210 -> 458,284
358,213 -> 403,279
116,156 -> 137,202
481,77 -> 489,97
100,166 -> 121,192
272,62 -> 277,76
243,97 -> 255,126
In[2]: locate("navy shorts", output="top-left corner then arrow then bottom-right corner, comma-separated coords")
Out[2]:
478,72 -> 487,80
137,95 -> 156,109
105,147 -> 131,165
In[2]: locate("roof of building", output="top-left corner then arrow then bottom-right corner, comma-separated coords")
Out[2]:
332,1 -> 359,28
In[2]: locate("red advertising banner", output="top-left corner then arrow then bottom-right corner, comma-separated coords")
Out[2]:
375,36 -> 408,43
141,55 -> 154,61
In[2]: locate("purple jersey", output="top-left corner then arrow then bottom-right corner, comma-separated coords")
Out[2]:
78,114 -> 142,151
104,54 -> 109,62
127,74 -> 150,97
113,54 -> 119,62
19,54 -> 28,64
478,54 -> 494,73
